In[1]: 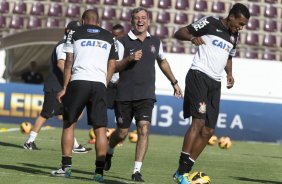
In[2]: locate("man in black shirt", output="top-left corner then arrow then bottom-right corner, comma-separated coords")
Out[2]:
21,61 -> 43,84
104,7 -> 182,182
173,3 -> 250,184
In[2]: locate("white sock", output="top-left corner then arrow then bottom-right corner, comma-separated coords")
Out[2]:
26,131 -> 37,143
73,137 -> 79,148
107,145 -> 115,155
133,161 -> 142,173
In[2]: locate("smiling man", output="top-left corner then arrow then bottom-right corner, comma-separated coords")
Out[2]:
103,7 -> 182,182
172,3 -> 250,184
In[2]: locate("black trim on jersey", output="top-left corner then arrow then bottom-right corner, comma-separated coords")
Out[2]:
187,16 -> 239,49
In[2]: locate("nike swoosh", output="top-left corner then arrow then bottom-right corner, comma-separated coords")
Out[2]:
216,29 -> 222,32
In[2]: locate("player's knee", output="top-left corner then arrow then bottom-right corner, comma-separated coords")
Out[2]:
137,123 -> 150,138
201,127 -> 214,138
191,118 -> 205,132
117,128 -> 128,140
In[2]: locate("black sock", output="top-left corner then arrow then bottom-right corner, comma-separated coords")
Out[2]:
62,156 -> 72,170
178,152 -> 194,174
95,160 -> 105,175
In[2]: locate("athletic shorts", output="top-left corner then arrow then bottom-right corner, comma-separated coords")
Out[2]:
63,80 -> 107,127
115,99 -> 155,129
40,90 -> 63,119
106,82 -> 117,109
183,69 -> 221,129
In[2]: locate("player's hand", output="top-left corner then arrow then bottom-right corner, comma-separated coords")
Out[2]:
191,37 -> 205,46
57,89 -> 66,103
173,84 -> 183,99
130,50 -> 142,61
226,75 -> 234,89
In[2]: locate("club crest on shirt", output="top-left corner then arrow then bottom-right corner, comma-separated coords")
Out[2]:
150,45 -> 156,54
198,102 -> 206,114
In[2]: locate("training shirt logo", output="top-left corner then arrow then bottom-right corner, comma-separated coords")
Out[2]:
87,29 -> 100,33
192,18 -> 210,31
198,102 -> 206,114
212,40 -> 232,52
81,40 -> 108,49
150,45 -> 156,54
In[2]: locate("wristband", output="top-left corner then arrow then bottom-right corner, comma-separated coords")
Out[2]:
171,80 -> 178,86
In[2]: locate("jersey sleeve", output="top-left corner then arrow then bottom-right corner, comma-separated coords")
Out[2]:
63,30 -> 75,53
229,32 -> 240,57
109,38 -> 119,60
157,41 -> 166,61
186,16 -> 211,37
56,43 -> 66,60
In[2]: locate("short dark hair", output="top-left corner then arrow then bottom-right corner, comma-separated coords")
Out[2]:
82,9 -> 99,21
112,24 -> 124,31
229,3 -> 250,19
131,7 -> 149,19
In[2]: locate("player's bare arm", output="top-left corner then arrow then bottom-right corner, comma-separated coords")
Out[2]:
107,59 -> 116,85
115,50 -> 142,72
57,52 -> 74,103
157,58 -> 183,98
57,59 -> 65,73
174,27 -> 205,46
225,58 -> 234,89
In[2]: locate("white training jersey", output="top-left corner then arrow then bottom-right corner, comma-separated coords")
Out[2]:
63,25 -> 118,86
187,16 -> 239,81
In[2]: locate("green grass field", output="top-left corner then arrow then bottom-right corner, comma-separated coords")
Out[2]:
0,122 -> 282,184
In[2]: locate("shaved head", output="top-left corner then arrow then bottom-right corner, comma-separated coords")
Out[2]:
82,9 -> 99,25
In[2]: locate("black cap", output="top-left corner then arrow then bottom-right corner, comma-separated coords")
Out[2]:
66,20 -> 81,29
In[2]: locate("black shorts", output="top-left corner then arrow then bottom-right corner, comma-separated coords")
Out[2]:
40,90 -> 63,119
63,80 -> 107,127
106,82 -> 117,109
115,99 -> 155,129
183,70 -> 221,129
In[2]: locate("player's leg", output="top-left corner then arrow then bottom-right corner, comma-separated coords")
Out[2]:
174,70 -> 208,184
93,126 -> 107,182
190,78 -> 221,159
24,91 -> 57,150
131,99 -> 154,182
51,81 -> 89,177
105,101 -> 132,171
88,82 -> 108,182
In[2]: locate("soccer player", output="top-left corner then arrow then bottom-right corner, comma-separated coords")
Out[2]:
23,20 -> 90,153
51,9 -> 118,182
106,24 -> 125,111
173,3 -> 250,184
105,24 -> 125,145
104,7 -> 183,182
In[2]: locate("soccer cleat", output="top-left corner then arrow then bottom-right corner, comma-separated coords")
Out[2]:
104,153 -> 113,171
72,145 -> 92,153
131,171 -> 144,182
23,142 -> 39,150
93,172 -> 104,183
51,167 -> 71,178
173,171 -> 192,184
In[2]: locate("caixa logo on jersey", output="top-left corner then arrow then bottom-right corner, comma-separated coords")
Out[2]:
81,40 -> 108,50
212,40 -> 232,53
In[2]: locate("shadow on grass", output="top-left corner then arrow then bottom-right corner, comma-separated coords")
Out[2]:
240,153 -> 282,159
233,176 -> 282,184
0,141 -> 23,149
20,163 -> 132,183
